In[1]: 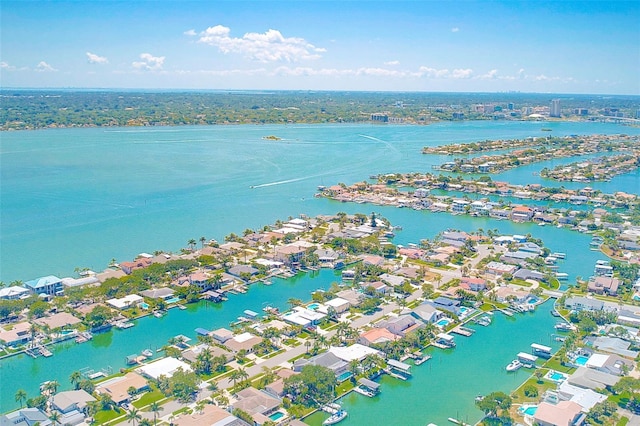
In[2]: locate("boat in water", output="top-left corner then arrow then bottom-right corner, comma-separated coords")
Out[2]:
506,359 -> 523,372
555,322 -> 572,331
323,410 -> 348,425
141,349 -> 153,357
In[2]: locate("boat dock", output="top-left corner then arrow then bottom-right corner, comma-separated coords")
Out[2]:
450,326 -> 474,337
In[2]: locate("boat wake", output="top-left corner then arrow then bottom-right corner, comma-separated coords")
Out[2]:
251,177 -> 309,188
358,134 -> 400,153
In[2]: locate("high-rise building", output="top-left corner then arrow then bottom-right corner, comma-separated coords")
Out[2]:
550,99 -> 561,118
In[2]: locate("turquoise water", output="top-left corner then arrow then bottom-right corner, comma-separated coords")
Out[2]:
521,405 -> 538,416
547,371 -> 567,382
305,301 -> 561,426
140,302 -> 150,310
269,411 -> 285,421
2,121 -> 638,283
307,303 -> 320,310
436,318 -> 451,327
165,297 -> 180,304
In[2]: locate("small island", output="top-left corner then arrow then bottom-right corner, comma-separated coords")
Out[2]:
262,135 -> 282,141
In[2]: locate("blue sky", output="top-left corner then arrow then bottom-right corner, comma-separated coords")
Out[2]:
1,1 -> 638,94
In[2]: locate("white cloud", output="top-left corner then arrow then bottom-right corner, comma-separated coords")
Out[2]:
418,66 -> 450,78
183,29 -> 197,36
384,60 -> 400,66
86,52 -> 108,64
36,61 -> 57,72
451,27 -> 460,33
194,24 -> 325,62
132,53 -> 165,71
478,69 -> 498,80
1,61 -> 16,70
451,68 -> 473,79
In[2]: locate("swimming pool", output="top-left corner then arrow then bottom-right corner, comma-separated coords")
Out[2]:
574,355 -> 588,366
436,318 -> 451,327
269,411 -> 285,421
307,303 -> 320,310
139,302 -> 150,310
458,307 -> 469,315
520,405 -> 537,416
546,371 -> 568,382
634,294 -> 640,302
337,371 -> 353,382
165,297 -> 180,304
527,297 -> 539,304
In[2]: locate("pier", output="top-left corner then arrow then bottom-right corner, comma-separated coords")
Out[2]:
450,326 -> 474,337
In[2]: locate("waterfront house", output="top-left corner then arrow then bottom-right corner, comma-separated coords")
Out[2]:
519,241 -> 543,254
411,303 -> 445,323
106,294 -> 143,310
95,372 -> 149,405
181,343 -> 234,364
34,312 -> 82,330
0,285 -> 31,300
360,254 -> 386,267
0,322 -> 31,347
224,332 -> 262,353
173,404 -> 249,426
0,408 -> 52,426
513,268 -> 546,282
436,333 -> 456,347
24,275 -> 63,296
187,271 -> 211,290
314,248 -> 341,263
138,357 -> 192,380
329,343 -> 382,363
533,401 -> 584,426
358,327 -> 401,346
564,296 -> 605,312
500,251 -> 538,265
492,286 -> 530,303
231,387 -> 281,425
293,352 -> 348,376
51,389 -> 96,425
228,265 -> 259,279
379,273 -> 408,288
587,276 -> 620,296
120,258 -> 153,275
274,244 -> 309,267
590,336 -> 639,360
511,206 -> 534,221
140,287 -> 175,300
281,306 -> 325,328
264,369 -> 298,398
377,315 -> 424,337
451,199 -> 470,214
427,296 -> 462,316
61,276 -> 100,289
555,381 -> 607,412
211,328 -> 234,343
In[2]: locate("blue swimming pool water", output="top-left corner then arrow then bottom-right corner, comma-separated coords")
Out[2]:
139,302 -> 150,310
337,371 -> 353,382
528,297 -> 539,304
634,295 -> 640,301
459,307 -> 469,314
269,411 -> 285,421
165,297 -> 180,304
575,356 -> 588,366
549,372 -> 565,381
436,319 -> 450,327
307,303 -> 320,310
522,406 -> 537,416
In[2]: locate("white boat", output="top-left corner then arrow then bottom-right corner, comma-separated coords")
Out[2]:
353,386 -> 376,397
555,273 -> 568,280
555,322 -> 572,331
141,349 -> 153,357
506,359 -> 523,372
553,252 -> 566,259
153,311 -> 164,318
323,410 -> 347,425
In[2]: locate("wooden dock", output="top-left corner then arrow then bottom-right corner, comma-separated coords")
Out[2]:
450,326 -> 473,337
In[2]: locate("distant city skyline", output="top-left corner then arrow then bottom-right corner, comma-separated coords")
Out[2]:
1,1 -> 639,94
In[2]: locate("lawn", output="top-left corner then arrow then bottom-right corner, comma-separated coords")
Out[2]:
133,388 -> 165,408
94,407 -> 123,424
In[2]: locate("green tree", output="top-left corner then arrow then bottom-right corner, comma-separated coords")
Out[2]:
125,408 -> 142,426
70,371 -> 82,390
149,401 -> 163,426
475,392 -> 512,418
284,365 -> 337,406
14,389 -> 27,408
49,411 -> 61,425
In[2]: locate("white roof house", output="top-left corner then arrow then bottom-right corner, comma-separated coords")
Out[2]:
0,286 -> 30,300
137,357 -> 192,380
281,307 -> 326,327
329,344 -> 381,362
106,294 -> 143,309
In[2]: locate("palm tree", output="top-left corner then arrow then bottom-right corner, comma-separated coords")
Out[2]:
126,408 -> 142,426
43,380 -> 60,397
14,389 -> 27,408
187,239 -> 197,251
69,371 -> 82,390
149,401 -> 163,426
229,369 -> 243,388
49,411 -> 61,425
199,236 -> 206,249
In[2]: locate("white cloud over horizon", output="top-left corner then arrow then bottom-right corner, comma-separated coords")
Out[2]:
35,61 -> 57,72
192,25 -> 326,62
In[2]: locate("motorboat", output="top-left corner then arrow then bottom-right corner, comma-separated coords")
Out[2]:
506,359 -> 523,372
